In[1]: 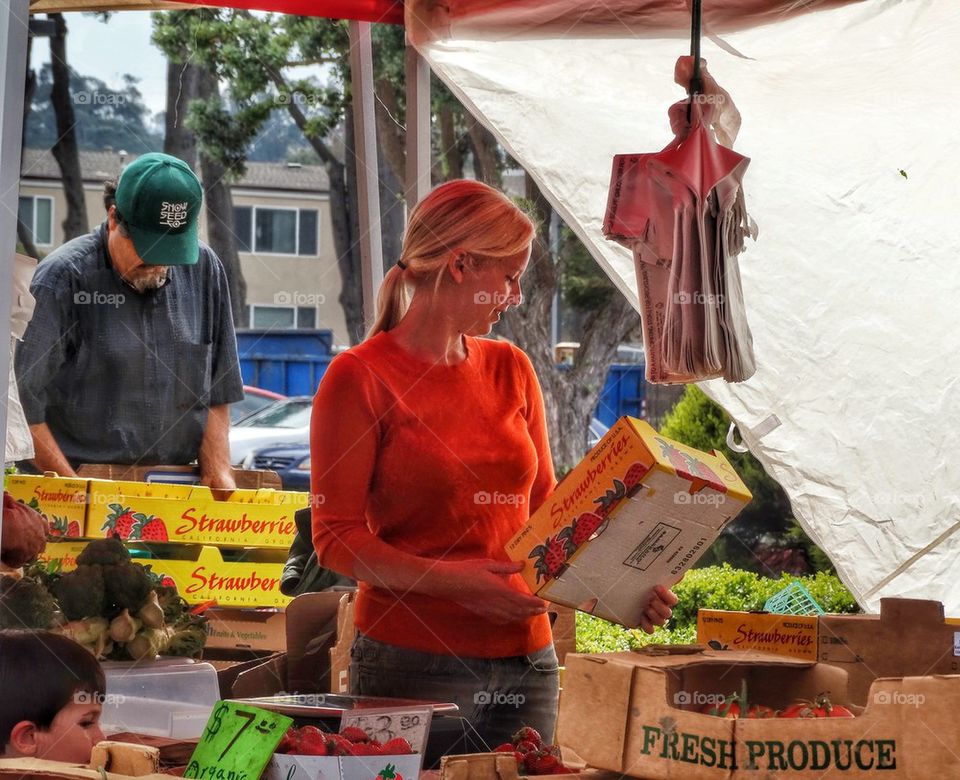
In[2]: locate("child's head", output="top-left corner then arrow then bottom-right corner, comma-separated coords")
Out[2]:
0,630 -> 106,764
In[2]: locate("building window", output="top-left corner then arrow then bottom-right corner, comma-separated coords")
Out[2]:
19,196 -> 53,246
233,205 -> 319,256
249,304 -> 317,330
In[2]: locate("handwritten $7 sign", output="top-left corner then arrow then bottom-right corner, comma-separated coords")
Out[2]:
186,701 -> 293,780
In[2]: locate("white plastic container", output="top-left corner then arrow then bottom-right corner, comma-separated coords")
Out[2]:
100,658 -> 220,738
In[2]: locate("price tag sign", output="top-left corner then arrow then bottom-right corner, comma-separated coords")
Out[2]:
185,701 -> 292,780
339,706 -> 433,754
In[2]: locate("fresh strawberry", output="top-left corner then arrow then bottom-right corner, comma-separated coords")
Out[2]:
160,575 -> 177,589
494,744 -> 515,753
350,742 -> 384,756
299,727 -> 329,756
512,726 -> 542,747
67,520 -> 81,536
524,752 -> 559,775
135,515 -> 169,542
340,726 -> 370,744
381,738 -> 413,755
327,734 -> 356,755
277,726 -> 301,754
517,728 -> 542,748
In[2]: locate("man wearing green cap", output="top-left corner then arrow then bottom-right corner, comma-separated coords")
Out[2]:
15,152 -> 243,488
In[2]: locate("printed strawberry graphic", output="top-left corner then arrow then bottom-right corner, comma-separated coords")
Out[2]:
377,764 -> 402,780
623,461 -> 650,492
679,452 -> 726,493
560,511 -> 607,550
134,514 -> 169,542
592,479 -> 627,517
47,516 -> 69,538
529,534 -> 572,583
67,520 -> 81,537
103,504 -> 139,540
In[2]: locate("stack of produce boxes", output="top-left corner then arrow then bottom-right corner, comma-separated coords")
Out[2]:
7,473 -> 307,608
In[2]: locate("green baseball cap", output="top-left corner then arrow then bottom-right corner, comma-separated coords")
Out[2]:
115,152 -> 203,266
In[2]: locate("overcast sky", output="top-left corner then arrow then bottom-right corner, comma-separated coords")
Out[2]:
31,12 -> 168,116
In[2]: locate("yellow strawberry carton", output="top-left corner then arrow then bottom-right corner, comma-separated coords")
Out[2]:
4,473 -> 88,538
506,417 -> 751,628
134,545 -> 292,608
37,539 -> 89,571
84,479 -> 307,548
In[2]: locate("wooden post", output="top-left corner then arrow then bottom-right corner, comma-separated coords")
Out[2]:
404,42 -> 431,211
348,20 -> 384,327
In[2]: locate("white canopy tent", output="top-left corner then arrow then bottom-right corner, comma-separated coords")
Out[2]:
2,0 -> 959,614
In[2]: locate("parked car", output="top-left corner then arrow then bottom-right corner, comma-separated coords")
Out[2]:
241,442 -> 311,491
229,396 -> 312,465
230,385 -> 286,425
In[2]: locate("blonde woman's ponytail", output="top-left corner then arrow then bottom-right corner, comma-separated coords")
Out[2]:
366,180 -> 535,339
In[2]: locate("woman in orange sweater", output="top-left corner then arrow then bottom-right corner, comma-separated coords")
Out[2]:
310,180 -> 677,747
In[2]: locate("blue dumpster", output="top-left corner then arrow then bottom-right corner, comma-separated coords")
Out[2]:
235,330 -> 334,396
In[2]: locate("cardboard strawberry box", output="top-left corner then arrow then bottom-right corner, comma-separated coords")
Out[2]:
697,610 -> 819,661
4,473 -> 87,538
85,479 -> 307,547
557,648 -> 960,779
135,545 -> 292,608
506,417 -> 751,627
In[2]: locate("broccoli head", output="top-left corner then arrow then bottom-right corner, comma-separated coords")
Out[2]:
101,562 -> 153,617
77,537 -> 130,567
53,564 -> 106,621
0,575 -> 58,629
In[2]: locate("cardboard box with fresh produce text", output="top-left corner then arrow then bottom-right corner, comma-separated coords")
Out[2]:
557,648 -> 960,779
203,607 -> 287,652
85,479 -> 307,547
506,417 -> 751,627
818,597 -> 960,706
4,473 -> 87,538
697,610 -> 819,661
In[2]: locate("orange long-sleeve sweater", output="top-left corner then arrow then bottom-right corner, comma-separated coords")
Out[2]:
310,331 -> 556,658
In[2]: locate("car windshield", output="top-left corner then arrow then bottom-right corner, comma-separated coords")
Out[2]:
230,393 -> 278,424
239,400 -> 312,429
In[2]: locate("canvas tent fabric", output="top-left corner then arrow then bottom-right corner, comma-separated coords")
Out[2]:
409,0 -> 960,613
3,0 -> 959,613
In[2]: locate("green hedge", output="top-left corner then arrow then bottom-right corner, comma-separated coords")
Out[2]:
576,564 -> 858,653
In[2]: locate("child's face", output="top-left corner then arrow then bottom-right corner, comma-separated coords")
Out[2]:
34,700 -> 105,764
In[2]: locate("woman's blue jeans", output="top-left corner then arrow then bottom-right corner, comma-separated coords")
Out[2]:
349,632 -> 560,750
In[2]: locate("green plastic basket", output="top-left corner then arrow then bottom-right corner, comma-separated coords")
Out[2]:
764,581 -> 825,616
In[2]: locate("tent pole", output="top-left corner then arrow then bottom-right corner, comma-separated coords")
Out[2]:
404,41 -> 431,210
0,0 -> 30,541
348,20 -> 384,329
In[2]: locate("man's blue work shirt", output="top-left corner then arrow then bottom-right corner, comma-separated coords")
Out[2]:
15,222 -> 245,467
